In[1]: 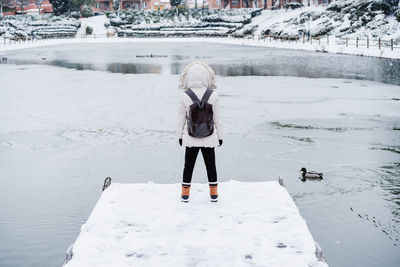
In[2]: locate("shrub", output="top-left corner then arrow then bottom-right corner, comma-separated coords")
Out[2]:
85,25 -> 93,35
395,10 -> 400,22
69,11 -> 81,19
81,6 -> 93,18
326,0 -> 352,12
369,1 -> 391,15
284,3 -> 303,10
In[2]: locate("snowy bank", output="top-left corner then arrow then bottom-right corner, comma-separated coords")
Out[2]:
1,1 -> 399,41
63,181 -> 328,267
0,15 -> 80,39
77,15 -> 109,37
250,1 -> 400,41
107,8 -> 261,38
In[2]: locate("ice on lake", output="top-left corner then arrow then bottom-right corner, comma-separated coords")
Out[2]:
2,42 -> 400,85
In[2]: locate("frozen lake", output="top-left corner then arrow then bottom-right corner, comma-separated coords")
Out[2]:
2,42 -> 400,85
0,42 -> 399,267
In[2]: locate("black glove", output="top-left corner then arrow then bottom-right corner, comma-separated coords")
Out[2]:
179,139 -> 182,146
219,139 -> 223,146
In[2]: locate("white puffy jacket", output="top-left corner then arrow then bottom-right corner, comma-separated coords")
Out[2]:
176,62 -> 223,148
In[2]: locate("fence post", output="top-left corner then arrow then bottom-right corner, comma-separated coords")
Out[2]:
367,37 -> 369,48
356,37 -> 358,48
318,36 -> 320,45
391,39 -> 393,51
3,37 -> 5,45
378,38 -> 381,49
311,36 -> 312,45
346,37 -> 348,47
276,35 -> 277,43
327,35 -> 329,45
269,34 -> 271,42
303,34 -> 305,44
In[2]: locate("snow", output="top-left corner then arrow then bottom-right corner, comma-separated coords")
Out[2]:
0,15 -> 80,38
77,15 -> 109,37
1,2 -> 399,42
98,2 -> 399,41
251,8 -> 321,36
63,181 -> 327,267
247,2 -> 400,41
109,8 -> 260,37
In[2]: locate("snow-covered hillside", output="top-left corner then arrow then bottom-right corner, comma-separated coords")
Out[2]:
104,0 -> 399,40
251,0 -> 400,41
0,15 -> 80,39
108,8 -> 262,37
1,1 -> 399,41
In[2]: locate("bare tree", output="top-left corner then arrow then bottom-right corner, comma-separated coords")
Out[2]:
34,0 -> 43,14
14,0 -> 30,14
1,0 -> 12,16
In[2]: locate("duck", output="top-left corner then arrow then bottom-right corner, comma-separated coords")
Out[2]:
299,167 -> 323,181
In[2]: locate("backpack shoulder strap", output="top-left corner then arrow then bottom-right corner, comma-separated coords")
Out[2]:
185,89 -> 201,104
201,89 -> 213,104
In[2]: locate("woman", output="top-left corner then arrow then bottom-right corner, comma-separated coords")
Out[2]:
176,61 -> 223,203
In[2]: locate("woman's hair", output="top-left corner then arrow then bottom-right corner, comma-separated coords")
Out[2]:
179,61 -> 217,90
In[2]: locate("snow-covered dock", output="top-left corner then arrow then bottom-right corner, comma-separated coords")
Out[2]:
63,180 -> 328,267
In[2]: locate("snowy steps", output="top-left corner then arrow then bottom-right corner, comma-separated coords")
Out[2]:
64,181 -> 328,267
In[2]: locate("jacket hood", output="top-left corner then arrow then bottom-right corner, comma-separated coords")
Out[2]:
179,61 -> 217,90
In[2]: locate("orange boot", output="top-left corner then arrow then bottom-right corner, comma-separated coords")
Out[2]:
181,184 -> 191,202
209,183 -> 218,202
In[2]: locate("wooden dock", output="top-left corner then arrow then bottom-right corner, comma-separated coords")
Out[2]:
64,179 -> 328,267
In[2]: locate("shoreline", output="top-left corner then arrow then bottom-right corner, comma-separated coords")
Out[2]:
1,36 -> 399,60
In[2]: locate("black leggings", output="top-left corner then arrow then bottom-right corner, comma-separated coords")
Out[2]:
183,147 -> 217,184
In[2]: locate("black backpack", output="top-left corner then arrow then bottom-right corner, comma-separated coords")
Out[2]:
185,89 -> 214,138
